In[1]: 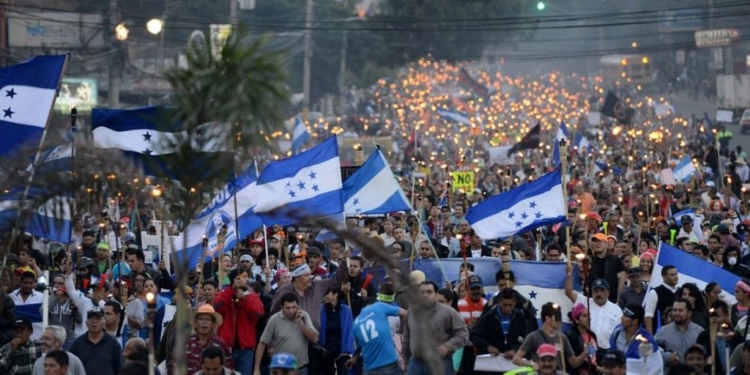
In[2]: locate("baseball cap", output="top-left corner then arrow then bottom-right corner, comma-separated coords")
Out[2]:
409,270 -> 426,286
97,242 -> 110,251
685,344 -> 708,358
592,278 -> 610,290
87,306 -> 105,318
536,343 -> 557,358
306,246 -> 322,256
586,212 -> 603,222
249,238 -> 264,247
601,349 -> 625,367
622,304 -> 644,322
468,275 -> 484,289
681,216 -> 693,224
592,233 -> 607,242
13,317 -> 32,330
269,353 -> 298,370
123,232 -> 136,243
627,267 -> 642,276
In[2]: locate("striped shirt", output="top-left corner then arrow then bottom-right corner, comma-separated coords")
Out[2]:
457,297 -> 486,324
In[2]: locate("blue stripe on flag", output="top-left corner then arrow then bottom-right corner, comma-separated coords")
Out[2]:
651,243 -> 739,304
343,149 -> 411,215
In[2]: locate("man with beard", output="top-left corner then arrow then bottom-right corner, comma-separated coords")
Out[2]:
565,267 -> 623,350
271,264 -> 337,330
0,318 -> 44,375
69,307 -> 122,375
31,326 -> 85,375
255,293 -> 319,375
341,256 -> 377,318
655,299 -> 703,368
402,281 -> 468,375
79,231 -> 97,259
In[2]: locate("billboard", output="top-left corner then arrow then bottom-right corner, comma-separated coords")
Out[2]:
658,9 -> 702,33
8,12 -> 105,49
55,78 -> 98,112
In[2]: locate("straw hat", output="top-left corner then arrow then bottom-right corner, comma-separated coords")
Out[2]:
190,303 -> 223,328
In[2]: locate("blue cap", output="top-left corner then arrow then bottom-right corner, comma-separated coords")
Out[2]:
592,278 -> 610,290
269,353 -> 298,370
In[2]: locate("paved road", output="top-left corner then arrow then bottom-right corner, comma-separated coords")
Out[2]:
671,94 -> 750,154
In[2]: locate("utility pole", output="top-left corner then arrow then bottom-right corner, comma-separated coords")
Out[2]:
338,0 -> 349,116
302,0 -> 313,122
230,0 -> 238,25
108,0 -> 120,108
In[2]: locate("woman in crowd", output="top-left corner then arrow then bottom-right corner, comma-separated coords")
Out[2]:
639,252 -> 654,286
704,282 -> 723,308
678,283 -> 709,328
565,303 -> 598,375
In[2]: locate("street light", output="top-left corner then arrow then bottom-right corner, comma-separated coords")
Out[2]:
115,23 -> 129,41
146,18 -> 163,35
537,2 -> 546,10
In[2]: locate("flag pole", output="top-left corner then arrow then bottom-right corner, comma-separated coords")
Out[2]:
559,139 -> 571,264
254,160 -> 271,269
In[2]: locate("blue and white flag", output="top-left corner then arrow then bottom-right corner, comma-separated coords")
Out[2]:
594,161 -> 623,176
673,156 -> 696,183
343,149 -> 410,215
552,122 -> 568,167
291,116 -> 310,154
0,55 -> 67,157
575,133 -> 592,153
651,243 -> 739,304
172,165 -> 263,270
512,260 -> 581,323
0,188 -> 25,231
27,142 -> 74,174
671,208 -> 695,222
92,106 -> 233,180
27,194 -> 73,244
254,136 -> 344,226
437,109 -> 471,126
466,168 -> 566,239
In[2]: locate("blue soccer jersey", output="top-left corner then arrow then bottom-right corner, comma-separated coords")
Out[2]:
353,302 -> 401,370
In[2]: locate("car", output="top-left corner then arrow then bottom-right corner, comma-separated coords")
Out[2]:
742,109 -> 750,134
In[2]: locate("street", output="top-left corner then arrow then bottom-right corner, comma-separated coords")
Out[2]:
672,94 -> 750,154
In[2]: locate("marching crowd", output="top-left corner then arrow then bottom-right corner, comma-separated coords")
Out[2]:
2,57 -> 750,375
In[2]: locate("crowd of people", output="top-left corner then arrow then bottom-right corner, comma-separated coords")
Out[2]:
1,56 -> 749,375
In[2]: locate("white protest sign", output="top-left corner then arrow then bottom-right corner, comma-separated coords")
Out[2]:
489,146 -> 515,166
587,112 -> 601,126
717,110 -> 734,123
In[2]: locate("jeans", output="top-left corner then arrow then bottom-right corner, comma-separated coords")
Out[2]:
407,357 -> 454,375
364,362 -> 402,375
232,348 -> 255,375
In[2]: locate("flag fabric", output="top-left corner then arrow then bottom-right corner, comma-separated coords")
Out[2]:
437,109 -> 472,126
0,55 -> 67,157
437,189 -> 448,207
601,91 -> 635,125
506,123 -> 541,157
671,208 -> 695,222
512,261 -> 581,323
458,68 -> 489,98
27,194 -> 73,244
594,162 -> 623,176
0,188 -> 25,231
552,122 -> 568,166
402,129 -> 417,163
575,133 -> 592,153
91,106 -> 233,181
343,149 -> 411,215
651,243 -> 739,304
673,156 -> 696,183
27,142 -> 74,174
291,116 -> 310,154
253,136 -> 344,226
466,168 -> 566,239
172,165 -> 262,270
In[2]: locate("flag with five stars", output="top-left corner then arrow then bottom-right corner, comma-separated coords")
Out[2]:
254,136 -> 344,226
91,106 -> 234,181
465,168 -> 566,239
0,55 -> 67,157
343,148 -> 411,215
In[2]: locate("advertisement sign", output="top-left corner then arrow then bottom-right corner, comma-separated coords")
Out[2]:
8,12 -> 105,48
658,9 -> 702,33
55,78 -> 98,112
695,29 -> 739,48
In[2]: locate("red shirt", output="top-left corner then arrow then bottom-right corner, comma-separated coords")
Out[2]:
173,333 -> 232,375
214,287 -> 265,350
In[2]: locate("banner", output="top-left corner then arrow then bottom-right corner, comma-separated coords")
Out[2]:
451,171 -> 475,192
489,146 -> 515,166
